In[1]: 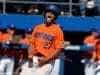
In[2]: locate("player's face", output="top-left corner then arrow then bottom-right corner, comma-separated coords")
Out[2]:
45,12 -> 55,23
92,32 -> 99,37
7,29 -> 15,35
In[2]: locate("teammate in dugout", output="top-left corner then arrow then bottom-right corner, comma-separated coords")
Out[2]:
20,5 -> 64,75
84,28 -> 99,47
0,24 -> 15,75
19,28 -> 33,45
83,29 -> 100,75
84,39 -> 100,75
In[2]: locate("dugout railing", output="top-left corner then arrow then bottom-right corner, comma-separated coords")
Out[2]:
0,0 -> 100,16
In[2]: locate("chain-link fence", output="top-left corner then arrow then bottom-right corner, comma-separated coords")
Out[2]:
0,0 -> 100,16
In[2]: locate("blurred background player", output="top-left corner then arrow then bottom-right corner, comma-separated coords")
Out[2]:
20,5 -> 64,75
83,28 -> 100,75
2,24 -> 15,43
92,40 -> 100,75
91,40 -> 100,62
84,28 -> 100,47
19,28 -> 32,45
0,24 -> 16,75
15,28 -> 33,74
84,40 -> 100,75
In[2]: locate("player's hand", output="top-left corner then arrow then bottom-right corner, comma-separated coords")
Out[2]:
90,59 -> 95,63
28,58 -> 33,68
38,59 -> 47,67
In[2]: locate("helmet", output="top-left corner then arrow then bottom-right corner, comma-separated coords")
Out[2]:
45,5 -> 60,19
26,28 -> 33,34
90,28 -> 99,33
7,24 -> 16,30
90,28 -> 100,38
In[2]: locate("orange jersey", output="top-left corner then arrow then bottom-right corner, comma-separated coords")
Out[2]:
2,33 -> 12,43
31,24 -> 64,57
84,35 -> 98,46
0,32 -> 3,42
92,40 -> 100,60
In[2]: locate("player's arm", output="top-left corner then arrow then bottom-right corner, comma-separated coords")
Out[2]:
84,36 -> 89,45
28,26 -> 39,59
28,26 -> 39,67
28,33 -> 35,59
89,50 -> 96,63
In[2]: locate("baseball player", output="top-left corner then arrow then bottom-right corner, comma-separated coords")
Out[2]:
84,28 -> 99,47
0,24 -> 15,75
94,40 -> 100,75
19,28 -> 32,45
83,31 -> 100,75
20,5 -> 64,75
86,40 -> 100,75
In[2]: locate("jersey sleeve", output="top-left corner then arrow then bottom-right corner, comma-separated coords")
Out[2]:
29,25 -> 39,46
28,25 -> 39,57
54,26 -> 64,50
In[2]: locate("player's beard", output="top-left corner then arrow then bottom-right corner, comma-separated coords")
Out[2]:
45,17 -> 52,23
45,17 -> 55,25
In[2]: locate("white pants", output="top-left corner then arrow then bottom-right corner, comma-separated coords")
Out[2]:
20,56 -> 61,75
0,57 -> 14,75
50,59 -> 61,75
85,63 -> 95,75
95,61 -> 100,75
85,60 -> 100,75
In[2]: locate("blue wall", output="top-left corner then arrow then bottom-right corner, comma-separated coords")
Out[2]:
0,14 -> 100,31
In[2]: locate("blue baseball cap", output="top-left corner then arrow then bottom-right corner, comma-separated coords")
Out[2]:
26,28 -> 33,34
